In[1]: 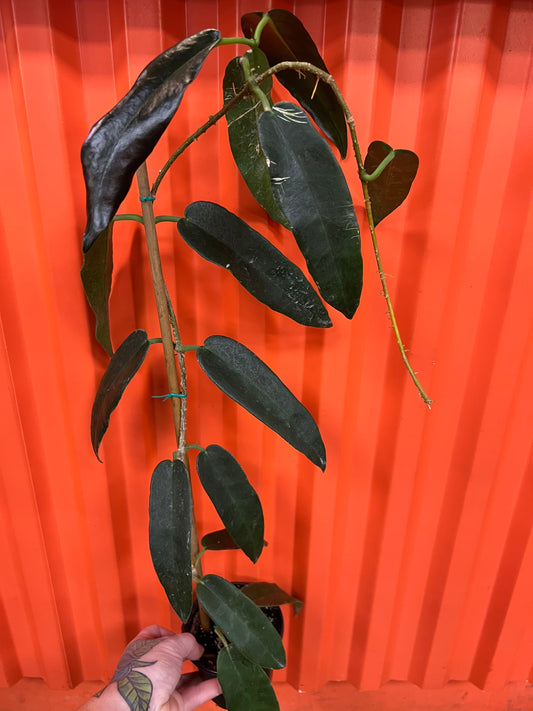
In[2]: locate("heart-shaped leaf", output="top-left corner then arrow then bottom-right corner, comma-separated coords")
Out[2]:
197,335 -> 326,470
242,9 -> 347,157
91,329 -> 150,459
149,459 -> 192,622
196,445 -> 264,563
196,575 -> 286,669
258,102 -> 362,319
177,201 -> 331,328
241,582 -> 303,616
81,222 -> 114,355
223,49 -> 289,227
81,29 -> 221,252
217,645 -> 279,711
363,141 -> 419,225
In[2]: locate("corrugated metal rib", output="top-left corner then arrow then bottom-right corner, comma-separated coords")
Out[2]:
1,0 -> 531,693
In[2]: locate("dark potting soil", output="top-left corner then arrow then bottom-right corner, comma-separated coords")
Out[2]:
183,600 -> 284,675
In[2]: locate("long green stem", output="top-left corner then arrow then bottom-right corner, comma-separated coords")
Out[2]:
151,81 -> 255,195
360,149 -> 396,182
242,52 -> 271,112
217,36 -> 256,48
150,16 -> 274,196
151,55 -> 431,406
252,13 -> 272,44
113,213 -> 144,223
254,61 -> 432,407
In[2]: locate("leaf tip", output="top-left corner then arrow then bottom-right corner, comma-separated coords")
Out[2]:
92,442 -> 103,463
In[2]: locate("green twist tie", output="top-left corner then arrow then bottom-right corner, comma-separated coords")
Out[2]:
152,393 -> 186,401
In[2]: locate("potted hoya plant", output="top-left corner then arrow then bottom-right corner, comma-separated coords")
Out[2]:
80,9 -> 430,711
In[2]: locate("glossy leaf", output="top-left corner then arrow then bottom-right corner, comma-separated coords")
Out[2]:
196,575 -> 286,669
177,201 -> 331,328
81,29 -> 221,251
241,582 -> 303,616
91,329 -> 150,459
364,140 -> 419,226
258,102 -> 362,319
197,335 -> 326,470
81,222 -> 114,355
217,645 -> 279,711
242,9 -> 347,157
196,445 -> 264,563
149,459 -> 192,622
223,49 -> 289,227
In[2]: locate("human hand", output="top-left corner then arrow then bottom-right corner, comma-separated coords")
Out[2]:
79,625 -> 222,711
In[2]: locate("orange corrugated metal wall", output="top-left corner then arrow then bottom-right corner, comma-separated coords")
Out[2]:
1,0 -> 532,695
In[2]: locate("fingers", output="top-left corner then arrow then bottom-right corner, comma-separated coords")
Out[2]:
132,624 -> 176,641
134,629 -> 204,665
169,632 -> 204,663
179,677 -> 223,711
130,628 -> 203,663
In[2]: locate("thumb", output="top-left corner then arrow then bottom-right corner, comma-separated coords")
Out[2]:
179,677 -> 223,711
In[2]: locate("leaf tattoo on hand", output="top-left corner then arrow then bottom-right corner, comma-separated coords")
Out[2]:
95,637 -> 163,711
116,671 -> 153,711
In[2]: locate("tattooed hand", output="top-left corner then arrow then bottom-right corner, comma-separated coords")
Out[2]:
78,625 -> 222,711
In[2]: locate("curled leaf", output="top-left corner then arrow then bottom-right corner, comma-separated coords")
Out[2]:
81,222 -> 114,355
91,329 -> 150,459
81,29 -> 221,251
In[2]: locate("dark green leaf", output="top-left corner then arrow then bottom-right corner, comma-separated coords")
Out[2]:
81,29 -> 221,251
117,671 -> 152,711
196,445 -> 264,563
217,645 -> 279,711
201,528 -> 268,552
91,329 -> 150,459
241,9 -> 347,157
201,529 -> 240,551
364,141 -> 419,225
81,222 -> 114,355
149,459 -> 192,622
177,201 -> 331,328
258,102 -> 362,319
223,50 -> 289,227
197,335 -> 326,470
241,582 -> 303,616
196,575 -> 286,669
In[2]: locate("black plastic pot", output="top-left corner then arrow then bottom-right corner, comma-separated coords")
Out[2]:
182,584 -> 284,709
